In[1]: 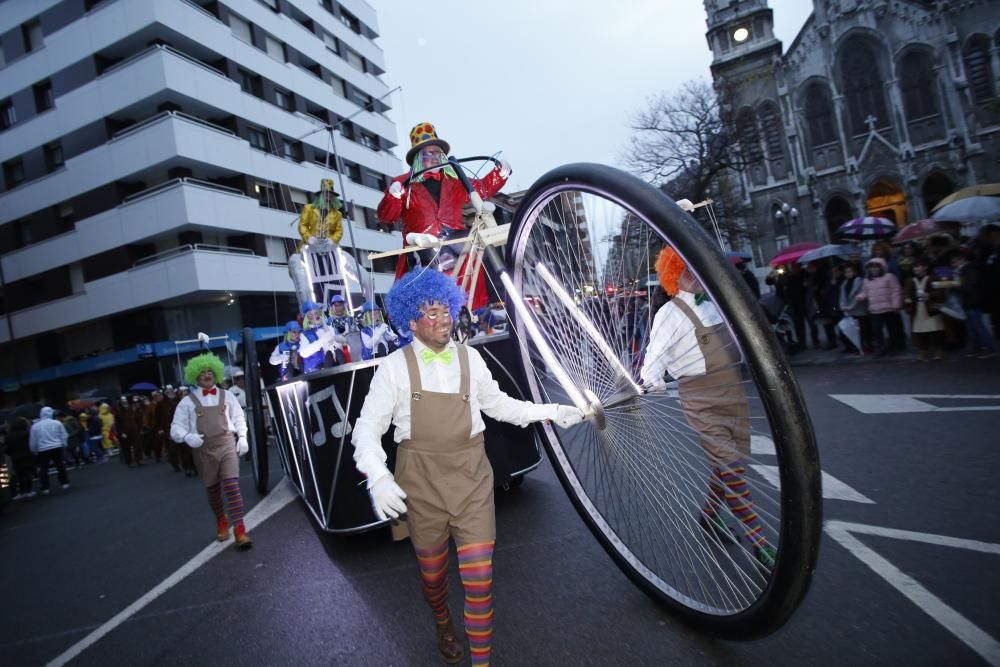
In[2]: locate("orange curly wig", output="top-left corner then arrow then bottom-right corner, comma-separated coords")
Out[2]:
655,246 -> 686,296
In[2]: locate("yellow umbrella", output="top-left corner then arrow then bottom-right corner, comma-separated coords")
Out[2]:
932,183 -> 1000,212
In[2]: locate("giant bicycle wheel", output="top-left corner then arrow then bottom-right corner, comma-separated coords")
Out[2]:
505,164 -> 821,638
243,327 -> 269,496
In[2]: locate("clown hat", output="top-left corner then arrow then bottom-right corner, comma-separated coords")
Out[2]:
285,320 -> 302,332
361,300 -> 381,312
405,122 -> 450,164
329,294 -> 345,304
300,300 -> 322,315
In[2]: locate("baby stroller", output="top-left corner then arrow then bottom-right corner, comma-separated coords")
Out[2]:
759,292 -> 798,354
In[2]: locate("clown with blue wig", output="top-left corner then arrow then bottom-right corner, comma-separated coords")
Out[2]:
298,300 -> 347,373
351,267 -> 586,667
268,320 -> 302,381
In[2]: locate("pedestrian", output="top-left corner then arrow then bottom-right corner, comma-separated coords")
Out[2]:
736,260 -> 761,299
29,407 -> 70,494
98,403 -> 116,456
639,248 -> 776,569
855,257 -> 903,357
904,256 -> 946,361
951,248 -> 997,357
61,410 -> 86,468
169,352 -> 252,549
351,268 -> 584,666
377,121 -> 510,311
140,396 -> 158,463
86,407 -> 105,463
7,417 -> 36,499
838,263 -> 869,354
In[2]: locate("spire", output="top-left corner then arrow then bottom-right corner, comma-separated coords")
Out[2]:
704,0 -> 782,77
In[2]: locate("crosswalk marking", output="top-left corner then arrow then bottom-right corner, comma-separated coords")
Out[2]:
831,394 -> 1000,414
826,520 -> 1000,665
751,464 -> 875,504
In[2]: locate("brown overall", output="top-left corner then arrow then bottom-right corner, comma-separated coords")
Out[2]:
673,298 -> 750,466
391,344 -> 495,548
187,388 -> 239,488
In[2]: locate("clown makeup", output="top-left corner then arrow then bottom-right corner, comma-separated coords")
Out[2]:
305,309 -> 323,327
411,302 -> 452,351
286,329 -> 300,342
332,303 -> 346,316
677,267 -> 703,293
419,146 -> 446,166
197,369 -> 216,389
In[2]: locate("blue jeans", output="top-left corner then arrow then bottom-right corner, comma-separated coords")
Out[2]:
966,308 -> 997,352
87,436 -> 105,461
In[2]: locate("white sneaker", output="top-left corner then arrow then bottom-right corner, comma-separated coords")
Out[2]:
62,483 -> 70,490
41,489 -> 51,496
25,491 -> 37,498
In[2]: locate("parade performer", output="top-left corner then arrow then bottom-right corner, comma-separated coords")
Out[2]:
116,395 -> 141,467
376,122 -> 510,311
327,294 -> 356,336
269,320 -> 302,381
299,300 -> 346,372
351,268 -> 585,666
358,300 -> 398,361
639,248 -> 775,568
98,403 -> 116,455
170,352 -> 252,550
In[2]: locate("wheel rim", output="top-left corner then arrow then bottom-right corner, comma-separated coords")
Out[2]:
508,182 -> 805,619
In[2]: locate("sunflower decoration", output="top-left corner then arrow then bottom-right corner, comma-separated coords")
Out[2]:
297,179 -> 344,250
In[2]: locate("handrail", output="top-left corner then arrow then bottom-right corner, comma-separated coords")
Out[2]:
110,109 -> 235,142
131,243 -> 257,269
121,177 -> 246,205
100,43 -> 226,81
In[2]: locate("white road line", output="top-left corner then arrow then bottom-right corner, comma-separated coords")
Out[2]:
46,479 -> 297,667
750,434 -> 775,456
831,394 -> 1000,414
825,520 -> 1000,666
751,464 -> 875,504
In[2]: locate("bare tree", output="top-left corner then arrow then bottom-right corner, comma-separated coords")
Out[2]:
623,80 -> 758,247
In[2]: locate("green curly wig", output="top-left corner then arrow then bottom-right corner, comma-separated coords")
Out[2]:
183,352 -> 225,386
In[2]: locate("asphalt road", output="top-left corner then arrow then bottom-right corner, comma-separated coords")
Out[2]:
2,355 -> 999,666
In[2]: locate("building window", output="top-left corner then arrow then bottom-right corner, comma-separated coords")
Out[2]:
229,13 -> 252,43
281,139 -> 301,161
22,19 -> 43,53
238,69 -> 263,98
803,83 -> 837,146
1,98 -> 15,130
758,103 -> 784,160
0,39 -> 6,68
345,48 -> 364,73
264,33 -> 286,62
900,51 -> 939,120
56,201 -> 75,227
339,9 -> 361,34
33,80 -> 54,112
44,142 -> 64,172
840,38 -> 889,134
248,126 -> 268,151
322,31 -> 339,55
3,158 -> 25,189
360,131 -> 378,151
963,35 -> 994,104
257,0 -> 278,11
274,88 -> 292,110
255,182 -> 279,208
346,162 -> 362,184
736,107 -> 762,162
331,74 -> 345,98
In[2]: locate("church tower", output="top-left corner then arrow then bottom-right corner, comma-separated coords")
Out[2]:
704,0 -> 782,85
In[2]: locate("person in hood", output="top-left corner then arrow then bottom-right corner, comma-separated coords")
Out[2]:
855,257 -> 903,357
29,407 -> 70,494
98,403 -> 116,454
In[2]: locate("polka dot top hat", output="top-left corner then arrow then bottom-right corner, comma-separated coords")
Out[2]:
405,122 -> 450,164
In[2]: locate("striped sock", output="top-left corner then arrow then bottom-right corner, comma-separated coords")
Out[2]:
205,482 -> 224,520
222,478 -> 245,530
457,541 -> 495,667
715,464 -> 767,549
414,540 -> 451,625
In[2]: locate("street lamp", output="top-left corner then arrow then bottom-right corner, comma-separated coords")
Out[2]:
773,199 -> 799,244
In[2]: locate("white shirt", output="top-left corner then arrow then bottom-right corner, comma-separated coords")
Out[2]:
351,338 -> 557,482
230,384 -> 247,409
169,386 -> 247,443
640,291 -> 723,385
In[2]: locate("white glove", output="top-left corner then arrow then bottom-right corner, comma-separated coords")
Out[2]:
184,432 -> 204,448
675,198 -> 695,213
498,159 -> 512,179
388,181 -> 404,199
369,475 -> 407,520
552,405 -> 586,428
330,332 -> 347,346
236,436 -> 249,456
405,232 -> 438,248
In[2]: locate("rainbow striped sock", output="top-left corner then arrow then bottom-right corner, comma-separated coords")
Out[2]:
458,541 -> 495,667
222,478 -> 245,530
414,540 -> 451,625
715,464 -> 767,549
205,482 -> 224,520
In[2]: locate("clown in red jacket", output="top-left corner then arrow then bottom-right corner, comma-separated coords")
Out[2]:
377,122 -> 510,311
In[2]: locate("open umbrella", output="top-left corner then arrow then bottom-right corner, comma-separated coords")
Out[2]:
931,183 -> 1000,211
129,382 -> 159,392
890,219 -> 962,245
797,243 -> 861,264
769,242 -> 822,267
931,196 -> 1000,223
726,250 -> 752,265
836,216 -> 898,240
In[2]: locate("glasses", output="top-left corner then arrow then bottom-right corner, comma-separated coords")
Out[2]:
420,308 -> 452,322
419,148 -> 445,160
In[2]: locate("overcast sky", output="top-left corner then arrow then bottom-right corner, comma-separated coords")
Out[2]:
368,1 -> 813,193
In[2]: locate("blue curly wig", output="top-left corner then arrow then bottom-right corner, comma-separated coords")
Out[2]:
385,267 -> 465,332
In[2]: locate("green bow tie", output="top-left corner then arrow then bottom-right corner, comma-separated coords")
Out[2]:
694,293 -> 712,306
420,347 -> 454,364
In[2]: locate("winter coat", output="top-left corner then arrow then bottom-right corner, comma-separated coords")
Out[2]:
856,258 -> 902,314
903,274 -> 946,317
954,261 -> 987,310
98,403 -> 115,448
839,276 -> 868,317
30,407 -> 68,453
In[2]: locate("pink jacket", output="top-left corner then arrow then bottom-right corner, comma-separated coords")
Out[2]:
856,258 -> 902,314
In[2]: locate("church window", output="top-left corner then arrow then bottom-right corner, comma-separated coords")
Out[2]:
900,50 -> 939,120
840,38 -> 889,135
804,83 -> 837,146
963,35 -> 994,104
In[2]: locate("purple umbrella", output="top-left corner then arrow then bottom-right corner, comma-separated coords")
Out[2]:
836,216 -> 898,240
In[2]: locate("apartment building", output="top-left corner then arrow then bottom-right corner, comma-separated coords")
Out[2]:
0,0 -> 403,402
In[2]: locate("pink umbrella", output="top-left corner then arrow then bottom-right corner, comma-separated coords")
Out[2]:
769,242 -> 823,267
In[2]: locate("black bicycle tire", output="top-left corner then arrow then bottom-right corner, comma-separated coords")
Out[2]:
243,327 -> 269,496
505,163 -> 822,638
